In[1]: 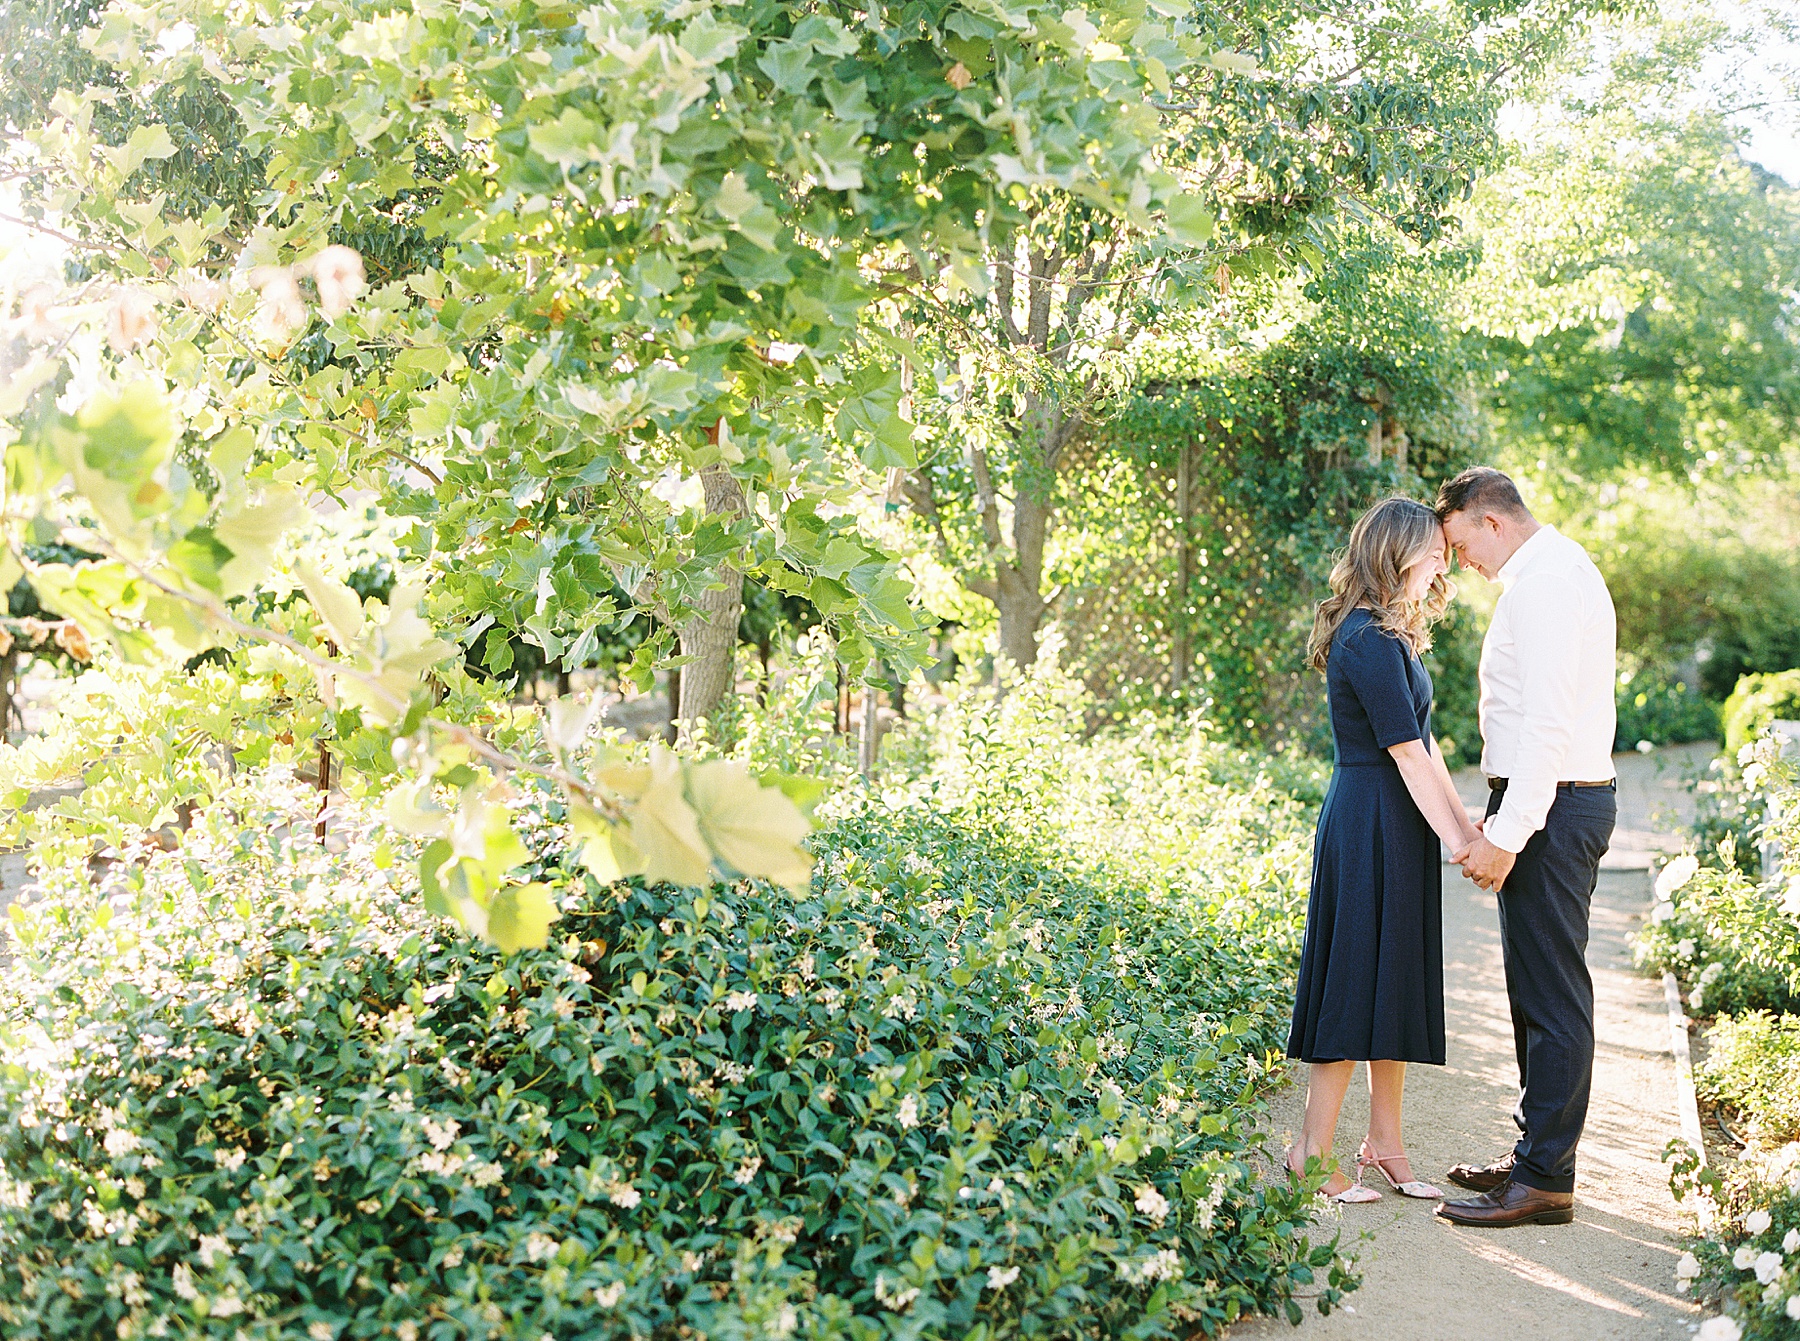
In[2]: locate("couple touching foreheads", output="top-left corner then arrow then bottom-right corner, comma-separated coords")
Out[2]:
1284,466 -> 1618,1229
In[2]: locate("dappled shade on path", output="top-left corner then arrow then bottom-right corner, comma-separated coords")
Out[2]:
1234,748 -> 1708,1339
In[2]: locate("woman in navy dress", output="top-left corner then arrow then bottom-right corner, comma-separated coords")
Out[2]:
1285,498 -> 1480,1203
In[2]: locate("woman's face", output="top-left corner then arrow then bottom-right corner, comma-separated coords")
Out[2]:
1400,527 -> 1449,603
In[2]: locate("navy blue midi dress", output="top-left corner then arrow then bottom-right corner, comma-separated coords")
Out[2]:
1286,608 -> 1445,1065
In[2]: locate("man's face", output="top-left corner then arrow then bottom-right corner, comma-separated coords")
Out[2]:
1440,509 -> 1509,580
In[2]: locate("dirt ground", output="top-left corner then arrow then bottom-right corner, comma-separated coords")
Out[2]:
1232,745 -> 1715,1340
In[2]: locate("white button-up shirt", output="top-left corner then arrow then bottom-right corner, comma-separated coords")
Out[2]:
1479,524 -> 1617,853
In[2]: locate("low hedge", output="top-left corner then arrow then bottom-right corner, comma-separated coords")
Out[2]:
1614,666 -> 1719,753
0,751 -> 1345,1340
1721,671 -> 1800,758
1696,1013 -> 1800,1148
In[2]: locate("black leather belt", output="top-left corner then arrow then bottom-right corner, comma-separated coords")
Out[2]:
1487,778 -> 1615,792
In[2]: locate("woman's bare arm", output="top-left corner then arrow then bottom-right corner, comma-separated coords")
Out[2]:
1428,736 -> 1478,844
1388,739 -> 1481,852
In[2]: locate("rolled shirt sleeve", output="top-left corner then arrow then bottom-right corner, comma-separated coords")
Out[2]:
1485,572 -> 1584,853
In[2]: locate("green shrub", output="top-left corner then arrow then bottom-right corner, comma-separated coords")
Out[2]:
1697,1013 -> 1800,1148
1613,665 -> 1720,753
0,727 -> 1347,1340
1722,671 -> 1800,758
1634,860 -> 1800,1018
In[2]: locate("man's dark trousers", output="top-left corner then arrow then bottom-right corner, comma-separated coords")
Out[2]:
1484,782 -> 1617,1194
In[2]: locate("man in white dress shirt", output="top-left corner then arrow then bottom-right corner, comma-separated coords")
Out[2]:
1429,467 -> 1618,1229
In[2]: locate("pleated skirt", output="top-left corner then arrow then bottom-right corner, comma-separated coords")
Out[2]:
1286,763 -> 1445,1065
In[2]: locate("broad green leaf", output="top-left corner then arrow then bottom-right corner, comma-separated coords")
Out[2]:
628,746 -> 712,887
1165,194 -> 1216,245
486,882 -> 559,952
528,108 -> 600,168
713,172 -> 758,221
294,558 -> 366,648
418,837 -> 455,916
834,367 -> 916,468
686,759 -> 812,892
1206,50 -> 1258,73
53,382 -> 179,539
101,123 -> 177,178
544,695 -> 599,757
570,802 -> 645,883
165,527 -> 233,595
213,490 -> 305,598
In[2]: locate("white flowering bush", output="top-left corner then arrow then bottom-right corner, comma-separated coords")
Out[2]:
1669,1157 -> 1800,1340
1634,740 -> 1800,1019
0,697 -> 1346,1338
1653,733 -> 1800,1337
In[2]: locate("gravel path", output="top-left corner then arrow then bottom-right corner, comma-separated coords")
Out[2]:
1233,744 -> 1715,1340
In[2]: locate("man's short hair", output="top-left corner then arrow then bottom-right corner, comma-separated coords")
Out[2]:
1434,467 -> 1532,522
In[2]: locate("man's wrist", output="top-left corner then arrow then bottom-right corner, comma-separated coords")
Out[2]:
1482,817 -> 1531,854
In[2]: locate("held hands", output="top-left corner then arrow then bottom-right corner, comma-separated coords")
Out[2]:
1451,824 -> 1516,892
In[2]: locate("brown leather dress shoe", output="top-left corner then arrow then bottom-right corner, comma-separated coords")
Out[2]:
1445,1152 -> 1515,1192
1435,1179 -> 1574,1227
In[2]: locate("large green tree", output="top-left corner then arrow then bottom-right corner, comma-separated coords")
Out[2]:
0,0 -> 1313,939
894,0 -> 1598,666
1461,5 -> 1800,490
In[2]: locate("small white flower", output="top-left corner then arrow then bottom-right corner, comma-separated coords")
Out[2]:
308,1324 -> 335,1341
1134,1184 -> 1171,1224
1697,1317 -> 1742,1341
1655,855 -> 1699,900
1746,1208 -> 1773,1234
1676,1251 -> 1702,1280
873,1274 -> 920,1311
170,1263 -> 197,1300
1756,1250 -> 1784,1284
896,1094 -> 920,1129
1784,1227 -> 1800,1254
1735,1244 -> 1759,1270
593,1282 -> 625,1308
197,1233 -> 231,1267
307,246 -> 366,318
1674,938 -> 1696,960
1787,1294 -> 1800,1322
1651,901 -> 1676,924
732,1155 -> 763,1186
422,1117 -> 462,1152
607,1180 -> 641,1208
986,1265 -> 1020,1290
725,990 -> 758,1013
104,1129 -> 142,1158
525,1232 -> 560,1263
210,1293 -> 245,1317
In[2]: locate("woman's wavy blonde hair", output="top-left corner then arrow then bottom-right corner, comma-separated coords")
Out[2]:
1306,496 -> 1453,673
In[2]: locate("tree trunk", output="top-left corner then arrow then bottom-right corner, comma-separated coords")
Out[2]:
991,440 -> 1055,667
675,463 -> 746,736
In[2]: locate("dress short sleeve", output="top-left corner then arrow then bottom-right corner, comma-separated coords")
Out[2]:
1337,620 -> 1424,750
